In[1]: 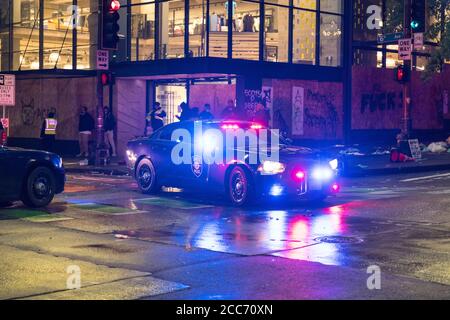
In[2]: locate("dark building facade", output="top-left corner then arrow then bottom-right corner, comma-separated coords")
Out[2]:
0,0 -> 448,156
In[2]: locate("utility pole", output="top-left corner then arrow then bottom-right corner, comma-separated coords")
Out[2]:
402,0 -> 412,137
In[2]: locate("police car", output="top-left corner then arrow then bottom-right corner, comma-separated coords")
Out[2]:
126,121 -> 340,206
0,146 -> 65,208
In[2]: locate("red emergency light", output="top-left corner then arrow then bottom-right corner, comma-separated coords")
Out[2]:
250,124 -> 263,130
331,183 -> 340,192
221,124 -> 240,130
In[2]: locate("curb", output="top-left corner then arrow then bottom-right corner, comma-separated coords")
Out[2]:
343,163 -> 450,177
65,167 -> 130,176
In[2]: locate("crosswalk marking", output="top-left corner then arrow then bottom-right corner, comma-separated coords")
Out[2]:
401,173 -> 450,182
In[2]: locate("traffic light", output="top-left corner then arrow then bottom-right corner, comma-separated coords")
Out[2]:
102,0 -> 121,50
411,0 -> 426,33
100,72 -> 115,86
395,65 -> 409,83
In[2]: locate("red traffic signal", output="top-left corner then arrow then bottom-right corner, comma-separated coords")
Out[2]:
109,0 -> 121,12
395,65 -> 409,83
102,0 -> 120,49
100,72 -> 114,86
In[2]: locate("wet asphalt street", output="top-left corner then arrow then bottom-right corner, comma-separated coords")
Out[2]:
0,170 -> 449,300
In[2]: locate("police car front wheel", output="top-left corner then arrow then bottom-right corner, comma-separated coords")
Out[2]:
22,167 -> 56,208
227,166 -> 253,207
136,158 -> 159,194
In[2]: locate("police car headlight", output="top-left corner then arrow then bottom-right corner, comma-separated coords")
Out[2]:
329,159 -> 339,170
258,161 -> 286,175
126,150 -> 137,163
311,167 -> 334,180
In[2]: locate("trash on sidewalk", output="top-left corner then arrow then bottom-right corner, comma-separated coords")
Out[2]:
339,147 -> 365,156
79,159 -> 89,166
372,148 -> 390,155
390,149 -> 415,163
427,142 -> 448,153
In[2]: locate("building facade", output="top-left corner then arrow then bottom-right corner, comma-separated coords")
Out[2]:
0,0 -> 449,156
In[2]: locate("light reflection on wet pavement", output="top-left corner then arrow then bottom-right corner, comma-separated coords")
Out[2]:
48,174 -> 422,268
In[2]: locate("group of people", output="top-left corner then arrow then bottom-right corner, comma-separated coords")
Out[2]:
34,98 -> 270,157
39,106 -> 117,158
145,99 -> 271,135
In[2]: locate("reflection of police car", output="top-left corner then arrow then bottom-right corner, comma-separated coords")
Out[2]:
126,121 -> 340,206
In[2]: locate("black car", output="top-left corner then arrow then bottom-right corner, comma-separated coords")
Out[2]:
0,145 -> 65,208
126,120 -> 340,206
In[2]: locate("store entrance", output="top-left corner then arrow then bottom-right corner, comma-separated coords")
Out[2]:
155,83 -> 187,124
152,77 -> 237,125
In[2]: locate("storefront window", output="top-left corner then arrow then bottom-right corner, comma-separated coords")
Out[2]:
76,0 -> 97,69
8,0 -> 40,70
208,0 -> 229,58
320,13 -> 342,66
43,0 -> 74,69
159,0 -> 185,59
293,8 -> 316,65
264,1 -> 289,63
232,1 -> 260,60
189,0 -> 207,57
321,0 -> 343,14
131,2 -> 156,61
295,0 -> 316,10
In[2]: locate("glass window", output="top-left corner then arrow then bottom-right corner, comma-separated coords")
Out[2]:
43,0 -> 74,69
189,0 -> 207,57
131,2 -> 156,61
208,0 -> 229,58
321,0 -> 343,14
232,0 -> 260,60
0,1 -> 11,71
159,0 -> 185,59
320,14 -> 342,66
264,1 -> 289,63
354,49 -> 378,66
293,8 -> 316,65
77,0 -> 97,69
294,0 -> 316,10
10,0 -> 40,70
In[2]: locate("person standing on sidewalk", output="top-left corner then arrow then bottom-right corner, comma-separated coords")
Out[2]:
150,102 -> 166,132
77,106 -> 95,157
199,104 -> 214,121
40,112 -> 57,152
103,107 -> 117,157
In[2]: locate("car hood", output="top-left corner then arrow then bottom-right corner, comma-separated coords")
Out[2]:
2,146 -> 56,158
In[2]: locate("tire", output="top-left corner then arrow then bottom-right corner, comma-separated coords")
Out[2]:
136,158 -> 159,194
21,167 -> 56,208
226,166 -> 253,207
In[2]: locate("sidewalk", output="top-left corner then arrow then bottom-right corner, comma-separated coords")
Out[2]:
342,152 -> 450,176
63,152 -> 450,177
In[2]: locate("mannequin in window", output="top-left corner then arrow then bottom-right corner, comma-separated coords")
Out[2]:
243,13 -> 254,32
210,12 -> 218,31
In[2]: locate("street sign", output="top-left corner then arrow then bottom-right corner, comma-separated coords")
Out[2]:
0,74 -> 15,106
96,50 -> 109,70
413,32 -> 424,50
398,38 -> 412,60
377,32 -> 403,44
